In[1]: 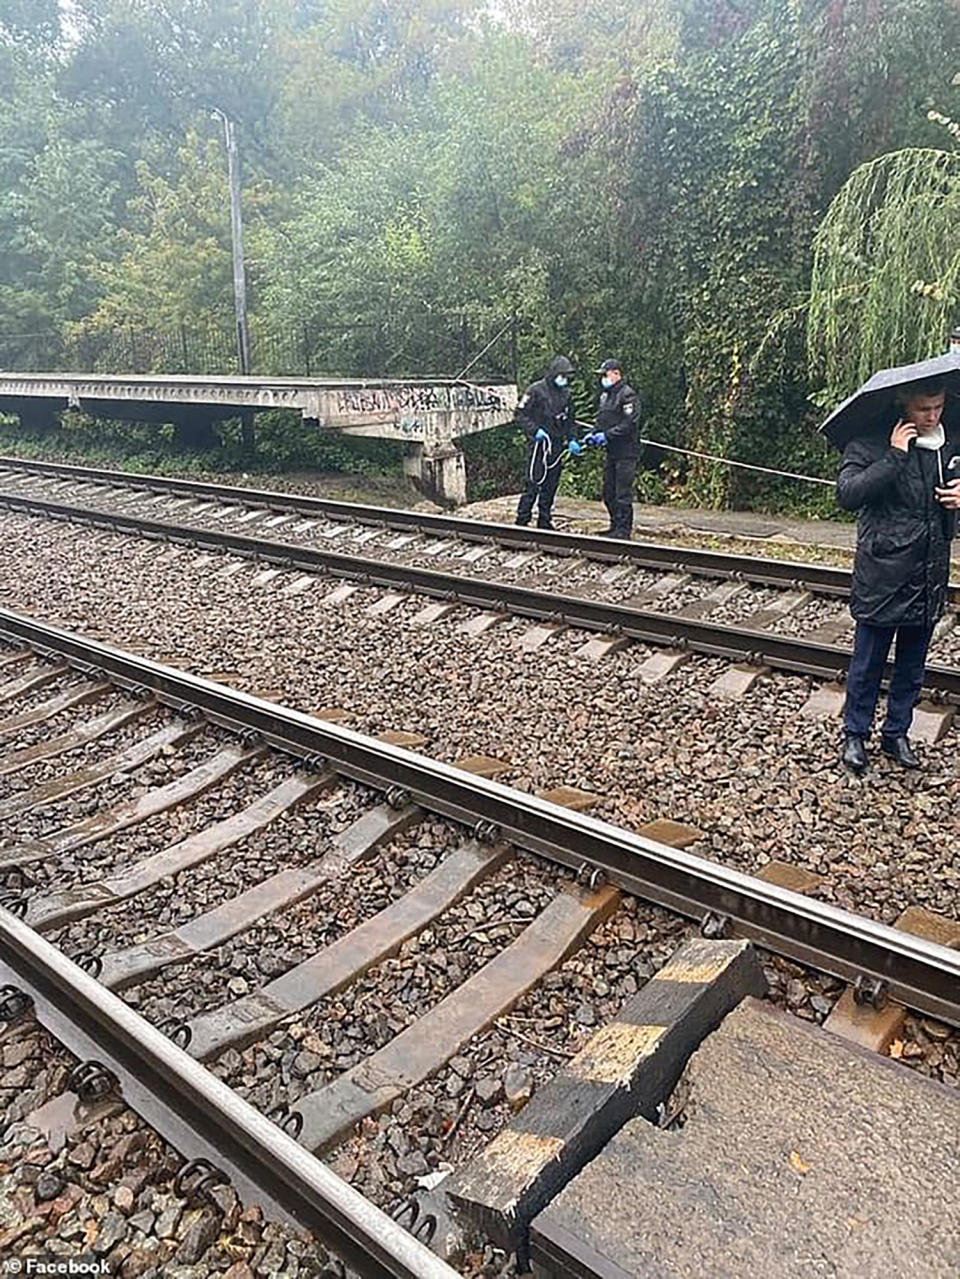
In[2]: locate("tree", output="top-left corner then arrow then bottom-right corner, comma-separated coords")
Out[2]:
0,41 -> 122,366
808,114 -> 960,400
79,129 -> 271,344
603,0 -> 960,506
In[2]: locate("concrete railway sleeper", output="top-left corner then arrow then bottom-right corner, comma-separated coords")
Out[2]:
0,617 -> 957,1275
1,486 -> 960,703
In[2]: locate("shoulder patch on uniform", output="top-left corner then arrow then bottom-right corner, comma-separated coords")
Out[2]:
518,394 -> 529,408
624,402 -> 634,415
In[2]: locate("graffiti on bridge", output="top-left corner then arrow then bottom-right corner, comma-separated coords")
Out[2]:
333,383 -> 507,418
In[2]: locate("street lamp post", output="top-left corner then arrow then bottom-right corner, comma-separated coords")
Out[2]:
212,107 -> 255,451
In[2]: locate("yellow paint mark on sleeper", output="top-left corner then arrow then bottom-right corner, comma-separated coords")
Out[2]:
478,1130 -> 566,1191
654,955 -> 733,985
569,1023 -> 668,1085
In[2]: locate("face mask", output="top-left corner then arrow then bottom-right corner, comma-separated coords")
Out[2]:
601,376 -> 612,389
554,375 -> 568,388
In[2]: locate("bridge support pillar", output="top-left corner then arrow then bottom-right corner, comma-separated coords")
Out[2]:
403,442 -> 467,507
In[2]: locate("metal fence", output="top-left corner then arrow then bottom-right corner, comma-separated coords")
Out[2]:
0,313 -> 519,383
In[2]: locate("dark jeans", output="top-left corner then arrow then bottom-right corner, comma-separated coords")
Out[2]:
516,451 -> 562,526
602,455 -> 637,535
844,621 -> 933,740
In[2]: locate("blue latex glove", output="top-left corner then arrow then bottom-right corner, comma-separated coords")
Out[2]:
586,432 -> 606,447
567,439 -> 583,457
534,428 -> 549,443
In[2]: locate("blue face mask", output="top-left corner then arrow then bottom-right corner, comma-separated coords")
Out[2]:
601,376 -> 612,389
554,375 -> 568,388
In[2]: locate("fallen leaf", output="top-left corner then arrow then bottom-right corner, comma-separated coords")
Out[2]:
889,1039 -> 904,1059
789,1150 -> 811,1176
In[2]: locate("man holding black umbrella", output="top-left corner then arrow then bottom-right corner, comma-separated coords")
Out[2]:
835,374 -> 960,772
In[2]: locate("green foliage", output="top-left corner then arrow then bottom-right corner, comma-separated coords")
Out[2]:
0,408 -> 400,477
808,143 -> 960,400
79,130 -> 273,335
4,0 -> 960,514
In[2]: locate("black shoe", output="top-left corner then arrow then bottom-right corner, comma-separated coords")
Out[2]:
842,735 -> 868,775
881,735 -> 920,768
537,522 -> 555,531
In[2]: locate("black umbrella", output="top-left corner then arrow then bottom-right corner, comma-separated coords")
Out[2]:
820,351 -> 960,450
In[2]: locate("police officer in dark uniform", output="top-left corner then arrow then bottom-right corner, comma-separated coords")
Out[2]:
584,359 -> 640,538
515,355 -> 579,530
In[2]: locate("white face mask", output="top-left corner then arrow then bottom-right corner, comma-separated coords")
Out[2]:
601,376 -> 612,389
554,375 -> 568,388
915,424 -> 945,450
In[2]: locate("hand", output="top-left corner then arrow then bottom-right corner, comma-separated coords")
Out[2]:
534,428 -> 549,443
890,419 -> 918,452
586,432 -> 606,447
567,439 -> 582,457
935,479 -> 960,509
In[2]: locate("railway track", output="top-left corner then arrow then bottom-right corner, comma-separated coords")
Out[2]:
0,611 -> 957,1274
0,457 -> 959,690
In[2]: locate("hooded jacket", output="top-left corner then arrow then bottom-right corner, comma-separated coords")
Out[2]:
837,425 -> 960,627
516,357 -> 576,450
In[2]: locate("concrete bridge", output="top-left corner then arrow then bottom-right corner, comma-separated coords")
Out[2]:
0,373 -> 519,505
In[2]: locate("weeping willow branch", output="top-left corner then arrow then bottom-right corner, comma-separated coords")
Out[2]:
807,147 -> 960,398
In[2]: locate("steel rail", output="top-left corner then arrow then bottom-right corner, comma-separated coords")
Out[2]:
0,454 -> 857,594
0,606 -> 957,1026
0,915 -> 459,1279
3,486 -> 960,699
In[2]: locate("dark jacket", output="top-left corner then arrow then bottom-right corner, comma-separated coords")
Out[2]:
836,427 -> 960,627
597,381 -> 640,460
516,358 -> 575,451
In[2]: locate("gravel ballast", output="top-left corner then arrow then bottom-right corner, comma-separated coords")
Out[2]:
0,511 -> 955,930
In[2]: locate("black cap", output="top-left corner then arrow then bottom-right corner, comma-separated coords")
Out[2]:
595,358 -> 622,374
